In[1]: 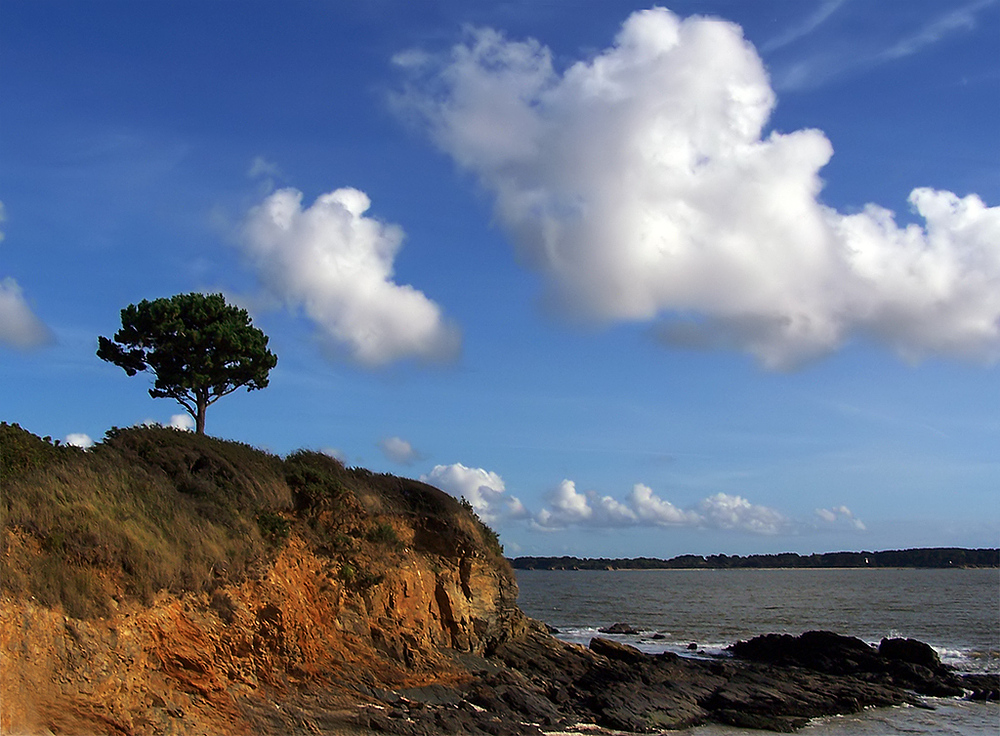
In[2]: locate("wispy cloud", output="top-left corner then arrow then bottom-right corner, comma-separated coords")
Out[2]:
878,0 -> 994,61
761,0 -> 846,54
379,436 -> 422,465
769,0 -> 996,90
247,156 -> 283,180
246,155 -> 284,195
815,505 -> 866,531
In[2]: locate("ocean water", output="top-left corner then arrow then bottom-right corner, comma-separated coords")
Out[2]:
515,568 -> 999,735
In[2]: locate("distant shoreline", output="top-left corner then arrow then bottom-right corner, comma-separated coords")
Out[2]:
510,547 -> 999,571
516,566 -> 996,572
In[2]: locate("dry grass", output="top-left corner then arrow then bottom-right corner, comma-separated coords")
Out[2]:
0,421 -> 502,619
1,423 -> 291,617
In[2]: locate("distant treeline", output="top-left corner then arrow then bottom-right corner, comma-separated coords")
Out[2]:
510,548 -> 999,570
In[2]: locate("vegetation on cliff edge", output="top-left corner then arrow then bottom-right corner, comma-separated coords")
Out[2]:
1,422 -> 505,618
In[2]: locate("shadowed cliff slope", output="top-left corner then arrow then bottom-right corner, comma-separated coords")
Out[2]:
1,423 -> 526,735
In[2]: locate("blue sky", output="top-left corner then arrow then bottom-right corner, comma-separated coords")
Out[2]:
2,0 -> 998,558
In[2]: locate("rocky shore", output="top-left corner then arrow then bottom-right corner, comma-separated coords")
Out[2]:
357,626 -> 998,735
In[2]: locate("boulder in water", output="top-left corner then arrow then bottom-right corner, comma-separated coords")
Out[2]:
879,637 -> 940,669
599,622 -> 639,635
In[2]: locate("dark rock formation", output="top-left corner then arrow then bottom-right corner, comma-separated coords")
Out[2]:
599,622 -> 640,634
356,627 -> 993,734
879,636 -> 941,669
729,631 -> 966,698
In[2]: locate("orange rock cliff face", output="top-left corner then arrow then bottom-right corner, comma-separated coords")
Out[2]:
0,425 -> 528,735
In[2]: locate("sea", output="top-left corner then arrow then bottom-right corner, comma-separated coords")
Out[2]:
515,567 -> 999,736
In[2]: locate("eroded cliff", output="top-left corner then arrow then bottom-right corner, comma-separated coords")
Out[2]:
0,424 -> 526,735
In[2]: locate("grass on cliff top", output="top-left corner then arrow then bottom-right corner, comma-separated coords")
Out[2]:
0,422 -> 505,619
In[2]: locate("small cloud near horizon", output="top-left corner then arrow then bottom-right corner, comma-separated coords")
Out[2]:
64,433 -> 94,449
168,414 -> 195,431
424,459 -> 865,538
322,447 -> 346,463
815,505 -> 867,531
379,436 -> 421,465
422,463 -> 529,524
533,481 -> 791,535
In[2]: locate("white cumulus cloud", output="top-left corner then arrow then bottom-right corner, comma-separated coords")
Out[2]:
422,463 -> 528,524
240,187 -> 461,366
698,493 -> 788,535
628,483 -> 702,526
396,8 -> 1000,369
533,481 -> 790,535
535,479 -> 640,528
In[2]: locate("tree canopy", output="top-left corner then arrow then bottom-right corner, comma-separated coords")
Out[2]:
97,292 -> 277,434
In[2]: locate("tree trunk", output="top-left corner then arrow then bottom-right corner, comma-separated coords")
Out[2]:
196,391 -> 208,435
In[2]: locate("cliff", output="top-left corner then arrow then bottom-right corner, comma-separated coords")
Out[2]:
0,423 -> 526,735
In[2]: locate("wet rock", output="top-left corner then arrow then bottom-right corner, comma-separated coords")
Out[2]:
728,630 -> 965,699
879,637 -> 940,669
598,622 -> 639,635
715,709 -> 810,733
589,637 -> 646,664
962,673 -> 999,701
344,628 -> 981,735
728,630 -> 883,675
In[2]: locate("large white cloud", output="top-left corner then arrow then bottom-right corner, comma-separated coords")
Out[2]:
240,187 -> 460,366
395,8 -> 1000,369
423,463 -> 528,524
